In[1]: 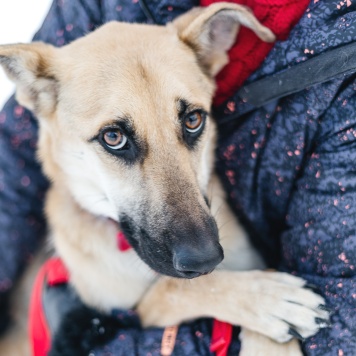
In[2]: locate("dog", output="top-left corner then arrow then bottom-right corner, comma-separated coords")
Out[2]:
0,3 -> 330,355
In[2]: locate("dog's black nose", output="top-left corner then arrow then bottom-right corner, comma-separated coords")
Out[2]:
172,242 -> 223,279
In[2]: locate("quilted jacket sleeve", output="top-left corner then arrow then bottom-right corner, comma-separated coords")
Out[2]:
0,0 -> 103,333
215,2 -> 356,353
280,76 -> 356,354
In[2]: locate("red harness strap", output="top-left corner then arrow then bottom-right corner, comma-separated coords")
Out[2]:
29,257 -> 69,356
210,319 -> 233,356
117,231 -> 132,251
29,233 -> 233,356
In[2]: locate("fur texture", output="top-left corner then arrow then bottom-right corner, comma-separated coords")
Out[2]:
0,3 -> 329,355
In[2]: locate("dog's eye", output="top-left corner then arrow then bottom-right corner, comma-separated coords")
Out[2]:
185,112 -> 203,133
103,130 -> 127,150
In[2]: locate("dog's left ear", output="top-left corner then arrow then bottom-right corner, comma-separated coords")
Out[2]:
174,3 -> 275,76
0,42 -> 57,116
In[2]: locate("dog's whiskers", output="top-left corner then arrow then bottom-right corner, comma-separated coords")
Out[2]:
218,234 -> 227,243
207,181 -> 215,208
131,256 -> 145,270
211,202 -> 224,220
217,218 -> 234,232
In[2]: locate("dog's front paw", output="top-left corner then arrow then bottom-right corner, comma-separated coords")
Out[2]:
239,328 -> 303,356
221,271 -> 331,343
137,271 -> 331,345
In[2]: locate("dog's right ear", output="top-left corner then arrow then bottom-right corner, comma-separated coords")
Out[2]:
0,42 -> 57,116
173,3 -> 275,76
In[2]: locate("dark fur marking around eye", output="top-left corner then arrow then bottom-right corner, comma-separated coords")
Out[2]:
90,117 -> 147,165
177,99 -> 207,149
177,98 -> 190,117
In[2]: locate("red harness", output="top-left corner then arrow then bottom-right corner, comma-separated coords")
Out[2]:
29,232 -> 232,356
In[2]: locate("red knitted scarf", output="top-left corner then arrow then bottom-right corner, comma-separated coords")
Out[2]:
201,0 -> 310,106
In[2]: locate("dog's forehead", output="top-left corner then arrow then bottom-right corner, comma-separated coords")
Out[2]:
58,21 -> 211,94
56,22 -> 214,137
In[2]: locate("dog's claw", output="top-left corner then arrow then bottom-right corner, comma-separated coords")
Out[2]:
304,283 -> 320,293
315,317 -> 332,328
288,328 -> 305,341
318,304 -> 333,313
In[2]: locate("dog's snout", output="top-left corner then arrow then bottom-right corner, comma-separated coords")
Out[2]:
173,242 -> 223,279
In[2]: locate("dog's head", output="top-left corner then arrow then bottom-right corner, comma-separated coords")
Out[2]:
0,3 -> 274,278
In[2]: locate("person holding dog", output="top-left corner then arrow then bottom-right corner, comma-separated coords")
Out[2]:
0,0 -> 355,355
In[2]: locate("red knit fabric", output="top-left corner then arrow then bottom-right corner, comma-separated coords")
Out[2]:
200,0 -> 310,106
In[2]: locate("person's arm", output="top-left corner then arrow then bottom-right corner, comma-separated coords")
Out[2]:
279,78 -> 356,355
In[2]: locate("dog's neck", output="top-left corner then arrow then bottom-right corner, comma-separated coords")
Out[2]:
46,185 -> 156,311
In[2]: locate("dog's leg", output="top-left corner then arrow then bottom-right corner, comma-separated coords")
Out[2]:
137,270 -> 329,344
239,328 -> 303,356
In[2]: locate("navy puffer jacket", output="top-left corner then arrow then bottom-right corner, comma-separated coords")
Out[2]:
0,0 -> 355,354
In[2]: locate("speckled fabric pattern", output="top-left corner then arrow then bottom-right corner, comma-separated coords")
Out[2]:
216,1 -> 356,354
90,312 -> 241,356
0,0 -> 355,355
92,312 -> 216,356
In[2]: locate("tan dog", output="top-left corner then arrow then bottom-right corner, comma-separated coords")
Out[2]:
0,3 -> 330,355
